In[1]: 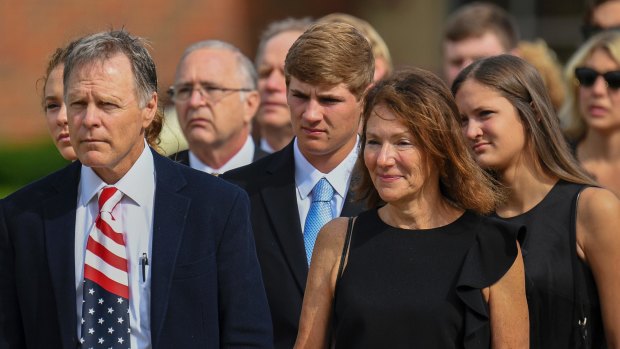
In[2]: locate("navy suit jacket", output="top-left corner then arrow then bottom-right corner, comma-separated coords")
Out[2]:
222,141 -> 365,349
0,149 -> 272,349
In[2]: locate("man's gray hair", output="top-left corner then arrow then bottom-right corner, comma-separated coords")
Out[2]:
179,40 -> 257,90
255,17 -> 314,67
63,29 -> 158,108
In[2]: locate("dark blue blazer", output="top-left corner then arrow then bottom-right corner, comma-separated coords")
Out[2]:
222,141 -> 365,349
0,149 -> 272,349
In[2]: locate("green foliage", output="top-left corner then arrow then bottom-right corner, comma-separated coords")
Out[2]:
0,141 -> 70,198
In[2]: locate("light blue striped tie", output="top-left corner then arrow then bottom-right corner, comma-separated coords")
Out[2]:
303,178 -> 334,265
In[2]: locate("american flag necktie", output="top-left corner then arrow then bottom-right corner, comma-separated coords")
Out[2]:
80,186 -> 130,348
303,177 -> 334,265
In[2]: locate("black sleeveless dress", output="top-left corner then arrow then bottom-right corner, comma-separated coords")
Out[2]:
333,208 -> 521,349
496,180 -> 606,348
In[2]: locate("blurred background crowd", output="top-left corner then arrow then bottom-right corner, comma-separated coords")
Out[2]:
0,0 -> 609,196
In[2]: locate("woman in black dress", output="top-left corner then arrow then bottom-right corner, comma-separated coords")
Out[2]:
453,54 -> 620,348
295,68 -> 529,349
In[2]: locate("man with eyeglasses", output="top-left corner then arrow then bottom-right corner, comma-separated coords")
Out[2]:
170,40 -> 268,175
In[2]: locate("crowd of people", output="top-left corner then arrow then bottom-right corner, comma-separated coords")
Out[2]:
1,0 -> 620,348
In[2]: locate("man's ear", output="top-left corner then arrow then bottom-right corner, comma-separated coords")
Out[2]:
244,90 -> 260,123
142,92 -> 158,128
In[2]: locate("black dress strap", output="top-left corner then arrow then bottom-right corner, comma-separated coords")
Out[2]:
569,186 -> 590,347
330,216 -> 355,349
337,217 -> 355,280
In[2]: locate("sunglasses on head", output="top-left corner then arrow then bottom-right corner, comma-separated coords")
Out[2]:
575,67 -> 620,89
581,25 -> 620,40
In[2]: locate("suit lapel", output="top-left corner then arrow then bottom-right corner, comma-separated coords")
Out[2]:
45,162 -> 81,349
252,147 -> 269,162
169,149 -> 190,166
260,144 -> 308,292
149,151 -> 191,347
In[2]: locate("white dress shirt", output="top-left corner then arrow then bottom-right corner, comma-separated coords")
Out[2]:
189,135 -> 255,174
294,136 -> 359,233
75,142 -> 155,349
260,138 -> 275,154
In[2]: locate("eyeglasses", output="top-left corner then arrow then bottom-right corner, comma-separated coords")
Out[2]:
167,82 -> 253,103
574,67 -> 620,90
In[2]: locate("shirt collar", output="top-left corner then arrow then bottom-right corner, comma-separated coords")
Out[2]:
189,135 -> 255,174
260,138 -> 275,154
79,141 -> 155,207
294,136 -> 360,200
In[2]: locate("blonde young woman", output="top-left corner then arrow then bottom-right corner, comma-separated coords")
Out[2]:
560,30 -> 620,197
295,68 -> 528,349
454,54 -> 620,348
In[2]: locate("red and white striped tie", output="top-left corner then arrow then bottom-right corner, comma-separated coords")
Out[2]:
80,186 -> 130,348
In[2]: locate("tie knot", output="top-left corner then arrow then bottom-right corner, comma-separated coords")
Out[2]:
98,186 -> 123,214
312,178 -> 334,203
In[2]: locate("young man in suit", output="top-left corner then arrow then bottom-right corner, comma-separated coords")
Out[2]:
0,30 -> 272,349
169,40 -> 267,175
223,22 -> 374,349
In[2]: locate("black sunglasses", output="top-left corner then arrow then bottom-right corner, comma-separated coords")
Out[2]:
575,67 -> 620,89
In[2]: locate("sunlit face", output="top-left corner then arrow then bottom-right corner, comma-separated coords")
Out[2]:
287,76 -> 361,165
443,31 -> 508,85
363,105 -> 433,204
592,0 -> 620,29
256,31 -> 303,129
578,47 -> 620,134
66,54 -> 156,183
455,79 -> 527,173
174,48 -> 258,149
44,64 -> 76,161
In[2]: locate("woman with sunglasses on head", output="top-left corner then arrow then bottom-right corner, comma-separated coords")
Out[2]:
454,54 -> 620,348
561,30 -> 620,198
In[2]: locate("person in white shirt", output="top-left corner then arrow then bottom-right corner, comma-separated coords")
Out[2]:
0,29 -> 272,349
223,22 -> 374,349
169,40 -> 267,175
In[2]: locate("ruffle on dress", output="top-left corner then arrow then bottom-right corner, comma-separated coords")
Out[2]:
456,217 -> 524,348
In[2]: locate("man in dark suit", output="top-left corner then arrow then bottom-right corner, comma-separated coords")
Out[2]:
169,40 -> 267,175
0,30 -> 271,349
223,22 -> 374,349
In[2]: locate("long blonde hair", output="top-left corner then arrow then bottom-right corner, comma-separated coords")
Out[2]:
559,30 -> 620,141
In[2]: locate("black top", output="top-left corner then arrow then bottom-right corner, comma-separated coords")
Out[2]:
496,180 -> 606,348
334,208 -> 520,349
